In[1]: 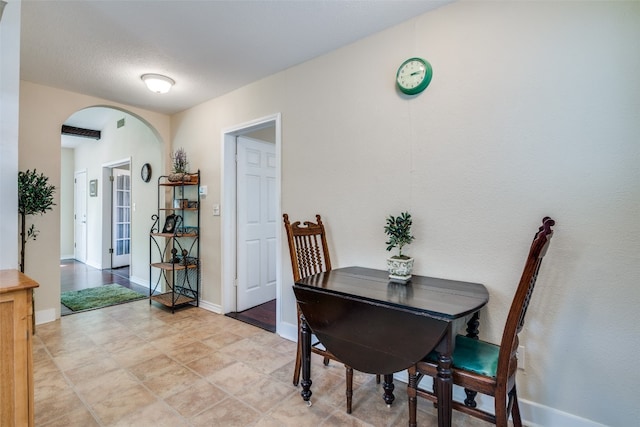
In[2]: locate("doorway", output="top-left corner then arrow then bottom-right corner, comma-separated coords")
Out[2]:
236,136 -> 276,311
110,165 -> 131,269
222,114 -> 281,333
73,170 -> 87,263
60,106 -> 163,295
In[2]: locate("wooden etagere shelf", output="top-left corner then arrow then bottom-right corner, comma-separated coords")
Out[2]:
149,171 -> 201,312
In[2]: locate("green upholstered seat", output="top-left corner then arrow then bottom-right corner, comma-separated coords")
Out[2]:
427,335 -> 500,378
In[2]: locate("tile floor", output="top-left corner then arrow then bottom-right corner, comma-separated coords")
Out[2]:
34,300 -> 500,426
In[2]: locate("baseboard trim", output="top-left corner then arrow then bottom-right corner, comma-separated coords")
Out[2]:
277,320 -> 297,342
198,299 -> 222,314
128,275 -> 147,287
35,308 -> 56,325
519,399 -> 606,427
390,370 -> 604,427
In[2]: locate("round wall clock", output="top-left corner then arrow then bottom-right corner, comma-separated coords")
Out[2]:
396,57 -> 432,95
141,163 -> 152,182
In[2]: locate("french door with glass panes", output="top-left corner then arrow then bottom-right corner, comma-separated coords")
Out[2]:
112,168 -> 131,268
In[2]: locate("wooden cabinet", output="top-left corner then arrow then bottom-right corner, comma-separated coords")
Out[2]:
0,270 -> 39,427
149,171 -> 200,312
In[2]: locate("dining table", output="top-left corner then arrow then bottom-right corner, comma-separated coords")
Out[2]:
293,266 -> 489,427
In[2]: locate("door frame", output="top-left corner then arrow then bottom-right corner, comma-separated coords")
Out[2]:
111,167 -> 132,268
73,169 -> 88,263
221,114 -> 281,330
101,158 -> 131,270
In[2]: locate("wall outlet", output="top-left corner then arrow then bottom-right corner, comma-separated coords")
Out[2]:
517,345 -> 525,370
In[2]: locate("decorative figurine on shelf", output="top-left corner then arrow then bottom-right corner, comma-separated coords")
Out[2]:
169,248 -> 180,264
168,147 -> 195,182
162,214 -> 180,234
384,211 -> 415,283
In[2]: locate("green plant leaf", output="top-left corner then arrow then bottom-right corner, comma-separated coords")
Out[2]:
384,211 -> 415,257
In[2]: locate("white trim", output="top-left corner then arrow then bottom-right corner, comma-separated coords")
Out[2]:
519,399 -> 607,427
198,299 -> 222,315
100,158 -> 132,270
278,319 -> 297,342
129,275 -> 147,287
391,371 -> 606,427
220,113 -> 282,332
35,308 -> 57,325
85,260 -> 101,270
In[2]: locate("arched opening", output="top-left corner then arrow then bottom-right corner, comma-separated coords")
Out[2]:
60,106 -> 164,313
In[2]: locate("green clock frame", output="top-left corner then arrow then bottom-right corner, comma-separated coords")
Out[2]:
396,57 -> 433,95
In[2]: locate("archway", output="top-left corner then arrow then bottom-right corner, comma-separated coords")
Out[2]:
60,106 -> 163,302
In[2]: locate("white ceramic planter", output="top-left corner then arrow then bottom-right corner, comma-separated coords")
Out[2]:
386,257 -> 414,283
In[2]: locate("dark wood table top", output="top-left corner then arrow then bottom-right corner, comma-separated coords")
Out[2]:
293,266 -> 489,375
295,266 -> 488,320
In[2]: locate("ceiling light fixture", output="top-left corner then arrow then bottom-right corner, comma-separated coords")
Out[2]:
141,73 -> 175,94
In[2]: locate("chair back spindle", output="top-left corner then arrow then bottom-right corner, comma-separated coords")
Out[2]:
498,217 -> 555,384
410,217 -> 556,427
284,214 -> 332,282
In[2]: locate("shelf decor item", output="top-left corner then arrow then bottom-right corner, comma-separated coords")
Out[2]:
384,211 -> 415,283
168,147 -> 194,182
161,214 -> 180,234
149,170 -> 201,312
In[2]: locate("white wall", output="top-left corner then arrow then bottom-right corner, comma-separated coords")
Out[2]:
60,148 -> 74,259
19,81 -> 170,321
0,0 -> 20,270
14,1 -> 639,424
73,109 -> 162,283
170,1 -> 639,426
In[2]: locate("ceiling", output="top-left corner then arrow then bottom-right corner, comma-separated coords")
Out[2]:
21,0 -> 451,132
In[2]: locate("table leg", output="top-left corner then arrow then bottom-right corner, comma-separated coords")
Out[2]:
300,314 -> 312,405
465,312 -> 480,339
382,373 -> 395,406
436,351 -> 453,427
346,366 -> 353,414
464,312 -> 480,408
407,366 -> 418,427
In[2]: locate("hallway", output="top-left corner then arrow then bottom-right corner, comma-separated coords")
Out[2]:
60,260 -> 146,316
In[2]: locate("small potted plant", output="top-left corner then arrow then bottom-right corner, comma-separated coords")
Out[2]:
384,211 -> 415,282
168,147 -> 192,182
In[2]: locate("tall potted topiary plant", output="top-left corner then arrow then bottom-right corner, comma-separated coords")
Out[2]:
384,211 -> 415,282
18,169 -> 56,273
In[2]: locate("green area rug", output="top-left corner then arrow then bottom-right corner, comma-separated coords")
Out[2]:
61,284 -> 146,313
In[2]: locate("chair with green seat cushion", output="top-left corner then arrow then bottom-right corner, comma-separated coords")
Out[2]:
408,217 -> 556,427
426,335 -> 500,377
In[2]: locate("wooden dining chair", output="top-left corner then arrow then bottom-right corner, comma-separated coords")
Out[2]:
284,213 -> 378,414
408,217 -> 556,427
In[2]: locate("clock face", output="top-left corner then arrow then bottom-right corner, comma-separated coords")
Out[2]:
396,57 -> 432,95
141,163 -> 152,182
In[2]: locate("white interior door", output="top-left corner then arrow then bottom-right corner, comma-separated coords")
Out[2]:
112,168 -> 131,268
236,136 -> 276,311
74,170 -> 87,263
